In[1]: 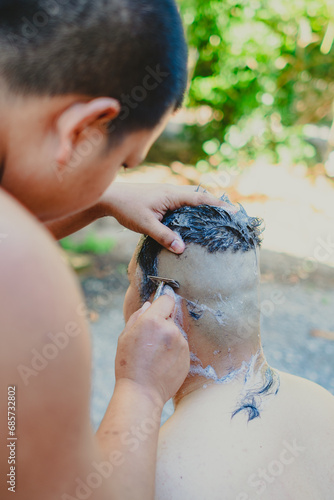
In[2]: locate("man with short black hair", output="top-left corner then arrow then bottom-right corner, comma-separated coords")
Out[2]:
0,2 -> 234,499
125,199 -> 334,500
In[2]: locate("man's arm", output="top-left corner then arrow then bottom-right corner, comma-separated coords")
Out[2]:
46,182 -> 236,251
96,297 -> 189,500
45,203 -> 104,240
0,189 -> 188,500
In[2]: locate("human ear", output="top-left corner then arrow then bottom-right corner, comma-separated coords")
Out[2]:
55,98 -> 121,165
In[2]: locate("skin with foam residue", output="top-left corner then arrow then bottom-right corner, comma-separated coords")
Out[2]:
157,245 -> 260,347
126,242 -> 276,413
124,235 -> 334,500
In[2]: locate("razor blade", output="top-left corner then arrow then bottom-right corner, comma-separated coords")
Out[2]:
147,275 -> 180,301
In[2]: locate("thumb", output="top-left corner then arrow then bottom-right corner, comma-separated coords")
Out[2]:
147,218 -> 185,254
148,294 -> 176,320
126,301 -> 151,328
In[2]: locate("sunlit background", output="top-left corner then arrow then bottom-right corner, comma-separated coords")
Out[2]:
59,0 -> 334,428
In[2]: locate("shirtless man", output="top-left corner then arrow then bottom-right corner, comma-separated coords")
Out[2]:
125,199 -> 334,500
0,2 -> 233,499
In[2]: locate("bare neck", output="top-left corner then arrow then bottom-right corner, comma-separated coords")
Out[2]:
174,331 -> 268,406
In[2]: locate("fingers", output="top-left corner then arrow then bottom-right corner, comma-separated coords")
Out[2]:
146,217 -> 185,254
126,301 -> 151,328
126,296 -> 177,332
161,285 -> 179,321
148,189 -> 237,253
147,294 -> 176,320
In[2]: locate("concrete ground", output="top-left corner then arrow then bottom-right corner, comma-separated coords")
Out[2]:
75,219 -> 334,430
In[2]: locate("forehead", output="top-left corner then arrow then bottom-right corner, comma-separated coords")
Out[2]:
157,244 -> 259,302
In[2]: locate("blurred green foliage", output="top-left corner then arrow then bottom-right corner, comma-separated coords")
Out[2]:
60,232 -> 116,255
178,0 -> 334,169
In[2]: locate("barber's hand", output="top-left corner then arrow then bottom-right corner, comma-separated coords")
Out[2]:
100,182 -> 237,254
115,295 -> 190,406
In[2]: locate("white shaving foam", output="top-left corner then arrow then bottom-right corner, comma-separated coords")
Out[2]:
189,350 -> 262,385
190,351 -> 202,363
163,286 -> 188,340
186,294 -> 228,326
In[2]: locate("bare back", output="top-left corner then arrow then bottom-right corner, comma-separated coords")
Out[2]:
0,189 -> 105,500
156,371 -> 334,500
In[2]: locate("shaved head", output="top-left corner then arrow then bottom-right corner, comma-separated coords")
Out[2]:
157,245 -> 260,345
135,199 -> 263,345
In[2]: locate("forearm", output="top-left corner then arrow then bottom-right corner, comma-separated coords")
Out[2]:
45,203 -> 105,240
44,182 -> 126,240
96,379 -> 163,500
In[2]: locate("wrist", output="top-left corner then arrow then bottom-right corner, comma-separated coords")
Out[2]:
98,183 -> 124,217
93,199 -> 109,218
114,377 -> 164,413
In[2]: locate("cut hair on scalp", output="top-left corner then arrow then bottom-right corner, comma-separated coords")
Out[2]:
0,0 -> 188,140
137,195 -> 264,301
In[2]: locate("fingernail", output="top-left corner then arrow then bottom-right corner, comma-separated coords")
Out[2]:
163,285 -> 176,300
170,238 -> 185,254
141,302 -> 151,312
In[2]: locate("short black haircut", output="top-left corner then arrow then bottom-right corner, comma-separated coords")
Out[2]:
0,0 -> 188,140
137,195 -> 263,302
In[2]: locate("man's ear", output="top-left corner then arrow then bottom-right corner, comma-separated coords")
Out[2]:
55,98 -> 121,165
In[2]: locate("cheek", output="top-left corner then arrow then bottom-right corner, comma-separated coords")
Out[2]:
123,285 -> 142,322
79,157 -> 118,199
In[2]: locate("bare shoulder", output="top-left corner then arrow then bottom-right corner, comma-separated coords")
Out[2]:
277,370 -> 334,462
277,370 -> 334,415
0,185 -> 90,371
0,190 -> 94,497
0,186 -> 62,266
0,188 -> 84,326
0,187 -> 57,272
0,187 -> 89,388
